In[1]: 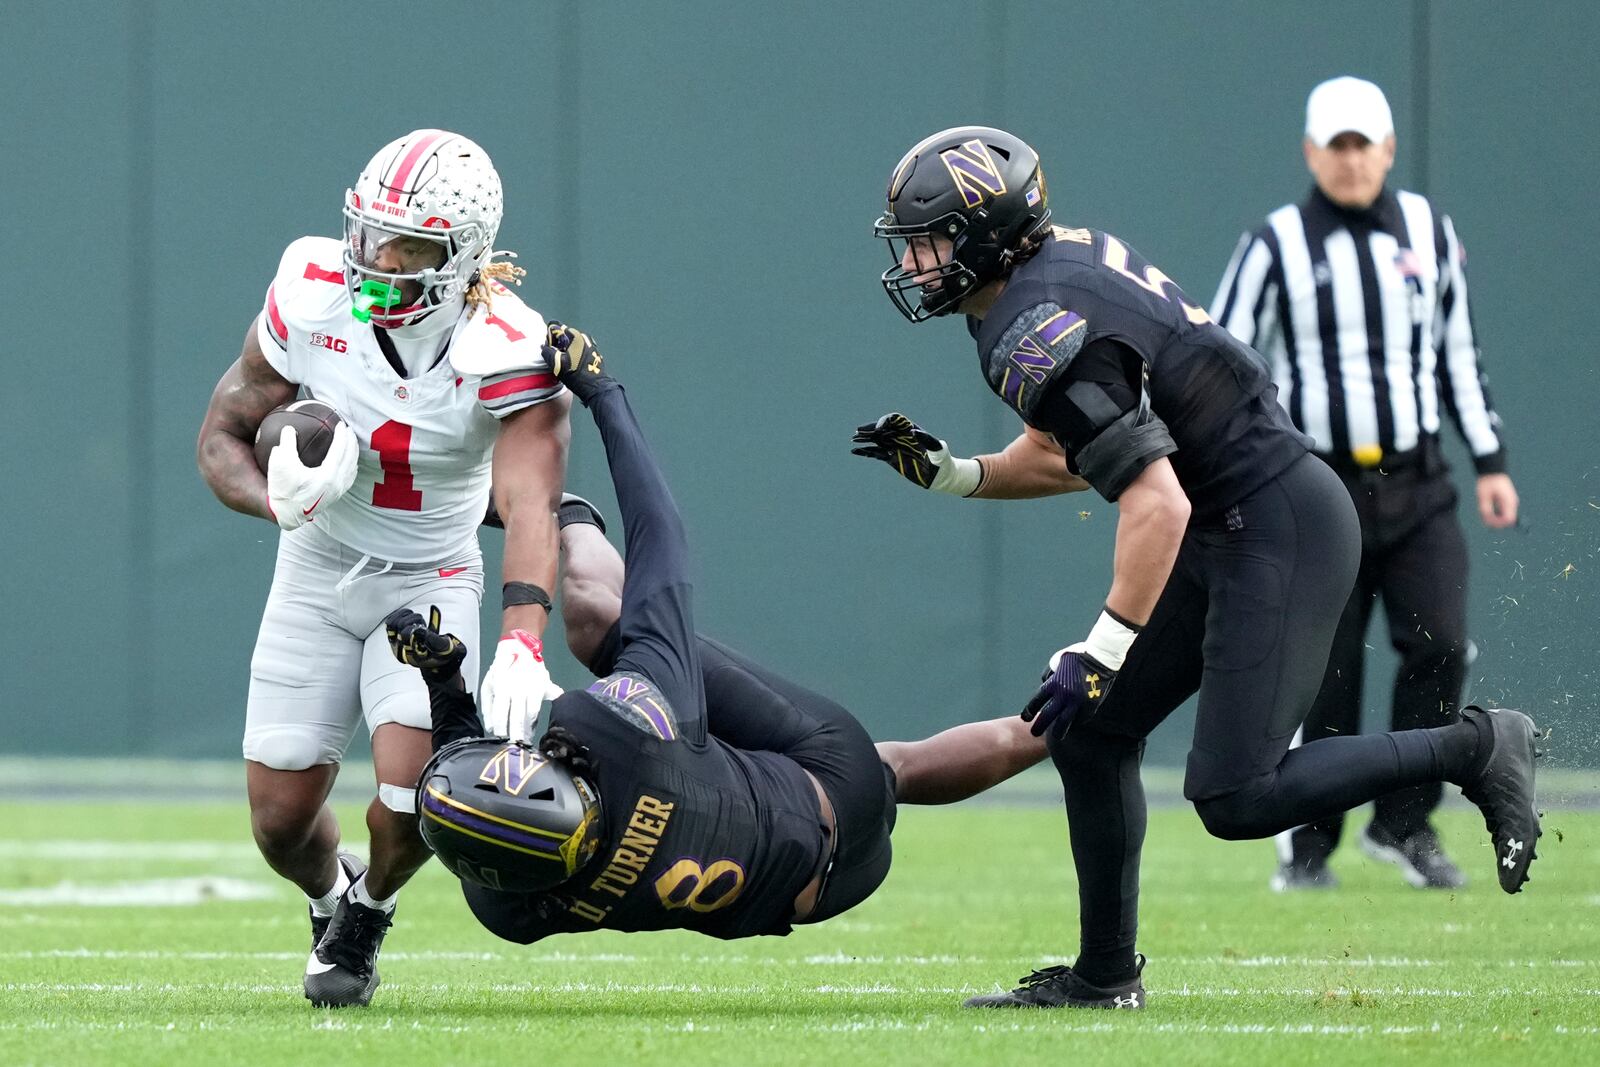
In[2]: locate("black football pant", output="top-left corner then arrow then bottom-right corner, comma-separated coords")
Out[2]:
1047,454 -> 1479,983
581,380 -> 895,919
1287,457 -> 1469,861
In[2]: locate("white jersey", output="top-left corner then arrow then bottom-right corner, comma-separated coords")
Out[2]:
257,236 -> 562,562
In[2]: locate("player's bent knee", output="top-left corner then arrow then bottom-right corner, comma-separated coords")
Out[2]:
243,725 -> 341,773
1047,721 -> 1140,769
1192,792 -> 1273,841
250,801 -> 321,856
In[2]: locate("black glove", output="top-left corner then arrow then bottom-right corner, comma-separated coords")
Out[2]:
385,606 -> 468,681
545,322 -> 613,405
1020,647 -> 1118,740
539,724 -> 595,776
850,412 -> 969,492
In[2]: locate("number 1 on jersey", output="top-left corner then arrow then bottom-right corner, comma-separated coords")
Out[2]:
370,419 -> 423,511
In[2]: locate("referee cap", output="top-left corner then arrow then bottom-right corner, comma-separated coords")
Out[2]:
1305,76 -> 1394,147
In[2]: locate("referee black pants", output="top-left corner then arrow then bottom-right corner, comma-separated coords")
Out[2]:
1287,452 -> 1469,860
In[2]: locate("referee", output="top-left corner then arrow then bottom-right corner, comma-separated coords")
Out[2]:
1211,76 -> 1520,892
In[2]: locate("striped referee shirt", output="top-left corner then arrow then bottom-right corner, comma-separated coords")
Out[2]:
1210,186 -> 1506,474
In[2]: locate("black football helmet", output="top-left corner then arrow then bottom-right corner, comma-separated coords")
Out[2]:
875,126 -> 1051,321
416,737 -> 603,892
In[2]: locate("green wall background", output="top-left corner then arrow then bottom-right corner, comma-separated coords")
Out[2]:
3,1 -> 1596,769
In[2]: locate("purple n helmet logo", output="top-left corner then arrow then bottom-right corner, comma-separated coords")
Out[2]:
939,139 -> 1008,208
478,744 -> 545,796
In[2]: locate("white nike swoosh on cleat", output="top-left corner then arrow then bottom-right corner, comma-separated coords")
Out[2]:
305,953 -> 339,975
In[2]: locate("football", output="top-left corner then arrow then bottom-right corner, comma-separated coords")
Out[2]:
253,400 -> 344,474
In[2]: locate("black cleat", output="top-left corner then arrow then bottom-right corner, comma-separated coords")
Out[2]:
1270,857 -> 1340,892
309,852 -> 368,952
1361,823 -> 1467,889
1458,706 -> 1541,894
305,880 -> 394,1008
964,955 -> 1146,1009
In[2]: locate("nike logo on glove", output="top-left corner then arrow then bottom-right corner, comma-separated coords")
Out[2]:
302,493 -> 326,517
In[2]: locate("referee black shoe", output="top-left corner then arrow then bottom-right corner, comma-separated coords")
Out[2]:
963,955 -> 1145,1009
1270,857 -> 1339,892
305,881 -> 394,1008
1360,823 -> 1467,890
308,852 -> 367,952
1458,706 -> 1542,894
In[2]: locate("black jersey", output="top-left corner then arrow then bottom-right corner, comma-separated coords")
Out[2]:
480,680 -> 826,943
972,226 -> 1310,516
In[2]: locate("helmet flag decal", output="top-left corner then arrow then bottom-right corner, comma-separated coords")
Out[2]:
939,139 -> 1008,208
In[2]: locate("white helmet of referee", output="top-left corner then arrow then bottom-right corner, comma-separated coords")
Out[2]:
342,129 -> 504,327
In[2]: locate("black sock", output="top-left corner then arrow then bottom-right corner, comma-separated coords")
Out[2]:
1074,948 -> 1138,987
1460,710 -> 1496,783
1050,728 -> 1146,990
1421,714 -> 1492,785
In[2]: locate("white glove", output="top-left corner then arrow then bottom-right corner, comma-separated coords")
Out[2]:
267,423 -> 359,531
479,629 -> 565,742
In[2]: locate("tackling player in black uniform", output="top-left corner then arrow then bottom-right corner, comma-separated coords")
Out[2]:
853,126 -> 1543,1011
382,324 -> 1046,955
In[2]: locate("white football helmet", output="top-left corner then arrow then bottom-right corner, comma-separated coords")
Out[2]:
342,129 -> 504,327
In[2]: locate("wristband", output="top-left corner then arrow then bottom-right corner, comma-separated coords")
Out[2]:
503,581 -> 553,613
1083,607 -> 1142,670
929,446 -> 983,497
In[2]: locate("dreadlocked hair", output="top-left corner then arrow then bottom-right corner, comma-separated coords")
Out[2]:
465,252 -> 526,310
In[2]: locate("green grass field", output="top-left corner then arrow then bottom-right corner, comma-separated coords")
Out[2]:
2,783 -> 1597,1067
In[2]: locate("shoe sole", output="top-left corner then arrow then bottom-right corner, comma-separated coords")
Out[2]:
305,967 -> 380,1009
962,990 -> 1144,1009
1474,709 -> 1542,894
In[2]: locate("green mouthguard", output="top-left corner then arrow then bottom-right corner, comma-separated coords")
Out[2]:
351,279 -> 404,323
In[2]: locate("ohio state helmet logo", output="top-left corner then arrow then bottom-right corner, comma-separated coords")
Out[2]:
939,139 -> 1008,208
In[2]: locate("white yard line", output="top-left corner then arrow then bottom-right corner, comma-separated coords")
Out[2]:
0,841 -> 262,860
3,979 -> 1597,998
3,948 -> 1598,970
0,877 -> 278,907
0,1014 -> 1595,1040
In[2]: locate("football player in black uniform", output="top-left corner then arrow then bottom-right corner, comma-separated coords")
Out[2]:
383,324 -> 1047,953
853,126 -> 1543,1011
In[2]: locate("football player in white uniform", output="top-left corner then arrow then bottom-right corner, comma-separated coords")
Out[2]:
197,129 -> 569,1007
